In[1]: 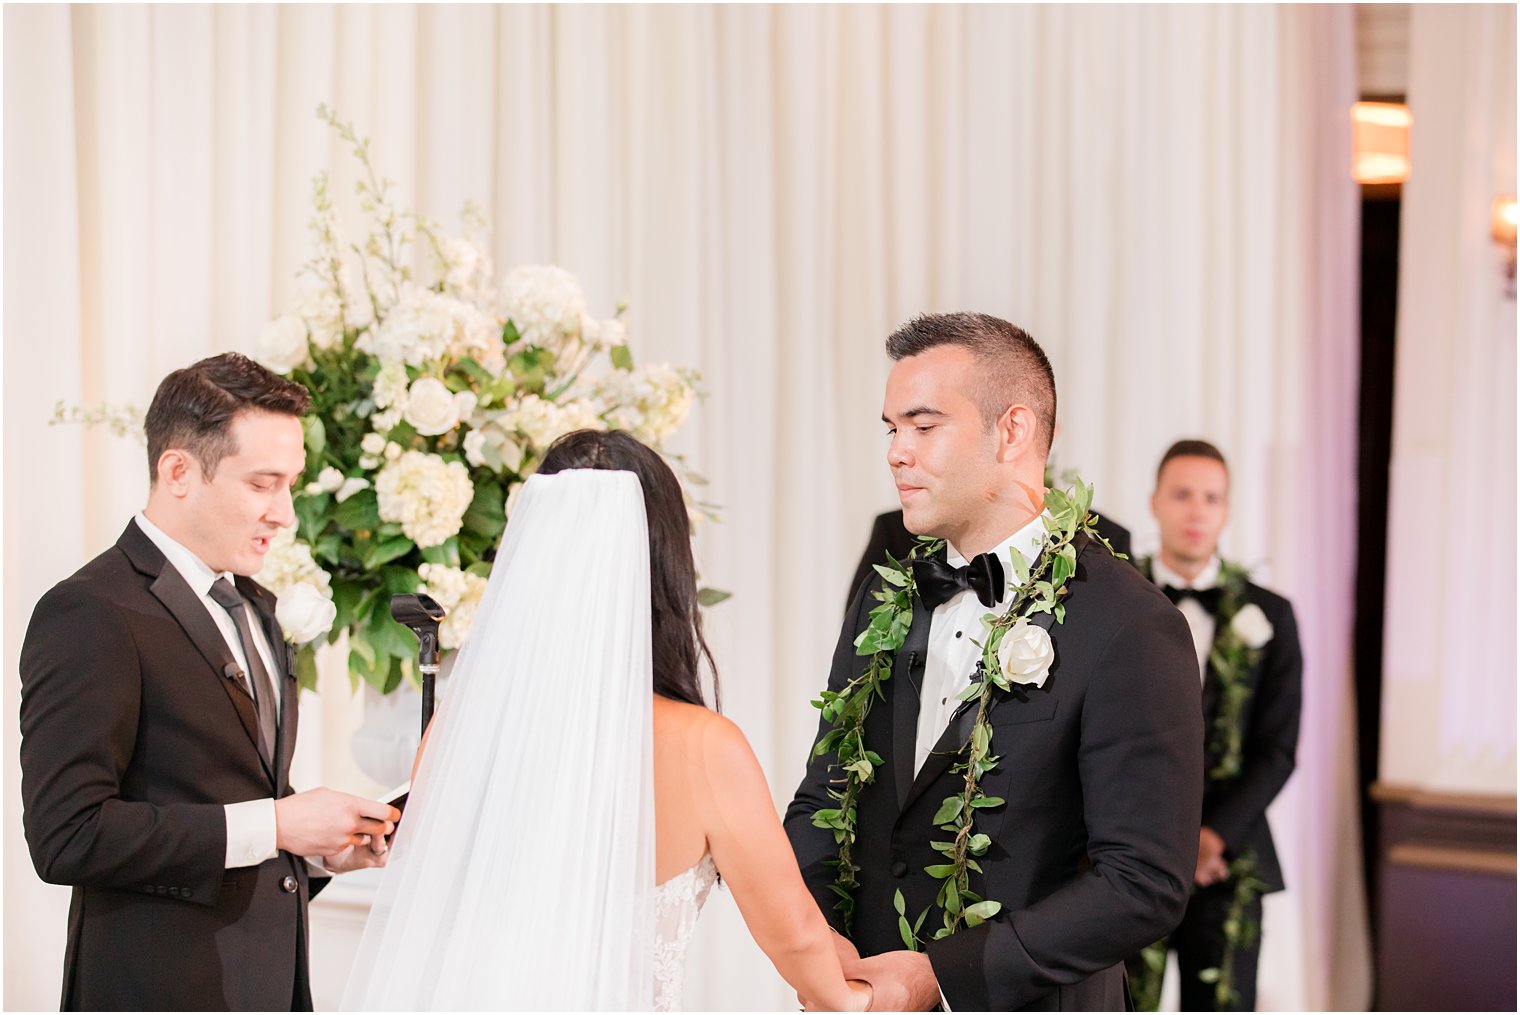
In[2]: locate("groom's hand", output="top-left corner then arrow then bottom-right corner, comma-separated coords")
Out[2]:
320,837 -> 391,874
850,950 -> 939,1011
274,787 -> 399,858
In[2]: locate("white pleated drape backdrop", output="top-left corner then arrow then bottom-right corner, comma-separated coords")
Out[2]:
4,4 -> 1370,1010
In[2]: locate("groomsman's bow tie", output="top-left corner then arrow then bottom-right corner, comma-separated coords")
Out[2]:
1162,584 -> 1222,612
914,553 -> 1006,611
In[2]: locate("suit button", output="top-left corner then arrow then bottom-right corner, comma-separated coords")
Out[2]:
280,875 -> 298,893
890,861 -> 909,878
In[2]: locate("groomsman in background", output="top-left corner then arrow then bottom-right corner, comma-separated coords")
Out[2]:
1127,439 -> 1303,1012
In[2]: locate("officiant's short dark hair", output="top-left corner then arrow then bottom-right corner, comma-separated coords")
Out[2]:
1156,439 -> 1229,486
886,312 -> 1057,455
144,352 -> 311,484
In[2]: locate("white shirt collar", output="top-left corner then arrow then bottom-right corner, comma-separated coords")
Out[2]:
945,511 -> 1051,608
1151,554 -> 1221,592
134,512 -> 235,598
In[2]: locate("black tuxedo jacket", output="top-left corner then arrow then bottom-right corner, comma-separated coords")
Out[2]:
20,521 -> 325,1011
1195,581 -> 1302,893
788,535 -> 1203,1010
847,509 -> 1133,609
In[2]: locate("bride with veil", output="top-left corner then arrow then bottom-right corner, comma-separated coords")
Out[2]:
341,429 -> 871,1011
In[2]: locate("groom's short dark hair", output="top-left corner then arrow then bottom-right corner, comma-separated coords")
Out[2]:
886,312 -> 1057,455
144,352 -> 310,484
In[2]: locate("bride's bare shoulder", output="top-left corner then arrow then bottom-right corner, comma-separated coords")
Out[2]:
653,697 -> 754,769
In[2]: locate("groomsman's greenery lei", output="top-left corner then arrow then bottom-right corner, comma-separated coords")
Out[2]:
1132,555 -> 1270,1011
810,480 -> 1114,945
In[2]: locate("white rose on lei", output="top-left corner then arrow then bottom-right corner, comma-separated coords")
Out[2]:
257,315 -> 309,375
996,618 -> 1056,688
403,377 -> 461,436
1229,603 -> 1274,649
275,582 -> 337,645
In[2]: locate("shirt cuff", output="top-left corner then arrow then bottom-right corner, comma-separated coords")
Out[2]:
224,798 -> 278,868
939,988 -> 954,1011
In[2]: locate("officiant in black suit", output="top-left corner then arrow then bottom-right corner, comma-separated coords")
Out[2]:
19,353 -> 399,1011
785,313 -> 1203,1010
1125,440 -> 1302,1012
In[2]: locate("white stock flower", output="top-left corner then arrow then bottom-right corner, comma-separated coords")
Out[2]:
438,235 -> 496,305
361,432 -> 388,456
996,619 -> 1056,688
295,281 -> 346,351
374,451 -> 475,548
1229,603 -> 1274,650
403,377 -> 461,436
257,315 -> 310,375
599,317 -> 627,349
275,582 -> 337,645
335,477 -> 370,503
315,467 -> 345,493
418,562 -> 490,650
373,360 -> 410,411
371,408 -> 402,434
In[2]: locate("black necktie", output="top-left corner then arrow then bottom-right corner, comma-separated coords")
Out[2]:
209,578 -> 278,768
914,553 -> 1006,612
1162,584 -> 1222,613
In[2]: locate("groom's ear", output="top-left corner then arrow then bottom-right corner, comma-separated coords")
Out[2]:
996,403 -> 1041,463
154,449 -> 195,496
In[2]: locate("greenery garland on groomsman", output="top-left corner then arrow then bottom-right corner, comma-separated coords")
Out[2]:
1129,554 -> 1272,1011
810,480 -> 1114,945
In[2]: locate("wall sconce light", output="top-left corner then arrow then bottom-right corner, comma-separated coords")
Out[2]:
1494,196 -> 1516,299
1352,102 -> 1411,185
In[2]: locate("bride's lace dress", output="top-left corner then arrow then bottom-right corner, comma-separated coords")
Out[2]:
653,853 -> 719,1011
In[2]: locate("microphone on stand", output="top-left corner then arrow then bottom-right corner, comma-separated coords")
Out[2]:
389,594 -> 447,737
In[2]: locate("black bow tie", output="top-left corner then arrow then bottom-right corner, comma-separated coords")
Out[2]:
1162,584 -> 1222,612
914,553 -> 1006,612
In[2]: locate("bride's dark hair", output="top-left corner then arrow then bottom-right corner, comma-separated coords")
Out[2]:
537,429 -> 719,709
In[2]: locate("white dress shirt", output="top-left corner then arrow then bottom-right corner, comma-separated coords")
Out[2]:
915,513 -> 1051,776
1150,555 -> 1221,684
134,513 -> 281,869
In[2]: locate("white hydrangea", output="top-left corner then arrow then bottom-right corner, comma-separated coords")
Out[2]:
417,562 -> 490,649
595,364 -> 696,445
501,393 -> 604,452
361,285 -> 501,369
501,266 -> 587,347
374,450 -> 475,548
256,527 -> 333,599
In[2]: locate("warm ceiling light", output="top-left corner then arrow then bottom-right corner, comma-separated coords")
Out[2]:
1352,101 -> 1411,184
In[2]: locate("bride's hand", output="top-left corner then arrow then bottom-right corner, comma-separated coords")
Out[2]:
845,978 -> 873,1011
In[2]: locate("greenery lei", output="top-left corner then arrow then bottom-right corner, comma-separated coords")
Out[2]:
1132,556 -> 1269,1011
810,480 -> 1112,944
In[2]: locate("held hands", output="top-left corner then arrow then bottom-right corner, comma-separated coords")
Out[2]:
273,787 -> 399,866
845,950 -> 940,1011
1194,826 -> 1230,886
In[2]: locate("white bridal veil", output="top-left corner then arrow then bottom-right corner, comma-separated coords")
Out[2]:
341,469 -> 656,1010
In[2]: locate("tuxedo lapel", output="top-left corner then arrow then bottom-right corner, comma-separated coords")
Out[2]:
117,522 -> 270,785
901,610 -> 1058,814
891,592 -> 933,811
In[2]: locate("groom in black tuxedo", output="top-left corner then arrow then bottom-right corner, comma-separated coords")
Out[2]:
20,353 -> 398,1010
1125,440 -> 1302,1011
785,313 -> 1203,1010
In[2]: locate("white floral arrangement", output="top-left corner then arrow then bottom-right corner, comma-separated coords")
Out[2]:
248,108 -> 712,692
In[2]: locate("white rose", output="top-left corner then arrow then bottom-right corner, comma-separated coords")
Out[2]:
404,377 -> 461,436
996,619 -> 1056,688
1229,603 -> 1274,649
453,390 -> 479,422
361,432 -> 387,456
335,477 -> 370,503
256,315 -> 309,375
463,429 -> 490,468
275,582 -> 336,645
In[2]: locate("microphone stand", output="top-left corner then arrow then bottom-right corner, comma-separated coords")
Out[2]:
389,594 -> 448,738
